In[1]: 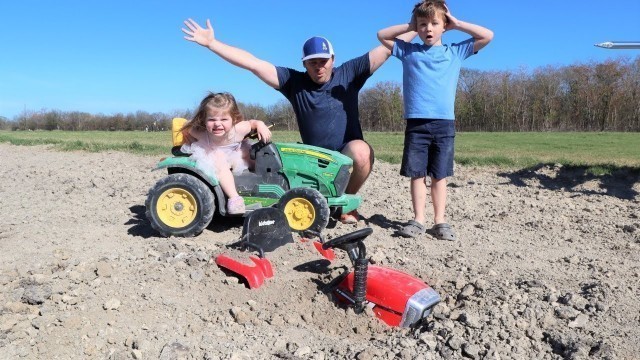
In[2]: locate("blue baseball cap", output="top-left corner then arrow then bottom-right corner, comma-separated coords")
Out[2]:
302,36 -> 334,61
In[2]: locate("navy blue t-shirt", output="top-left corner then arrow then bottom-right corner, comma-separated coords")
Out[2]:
275,54 -> 371,151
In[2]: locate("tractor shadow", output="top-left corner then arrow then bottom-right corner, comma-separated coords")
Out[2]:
293,259 -> 333,274
327,214 -> 408,238
206,214 -> 244,233
497,163 -> 640,200
125,205 -> 156,238
294,260 -> 351,299
125,205 -> 244,238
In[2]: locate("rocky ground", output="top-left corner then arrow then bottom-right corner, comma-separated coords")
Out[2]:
0,143 -> 639,359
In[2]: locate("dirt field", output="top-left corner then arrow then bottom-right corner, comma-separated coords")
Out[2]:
1,143 -> 639,360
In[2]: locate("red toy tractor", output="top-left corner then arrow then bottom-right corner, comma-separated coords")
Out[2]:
215,213 -> 441,328
321,227 -> 440,327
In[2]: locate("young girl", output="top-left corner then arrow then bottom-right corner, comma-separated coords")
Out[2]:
181,92 -> 272,214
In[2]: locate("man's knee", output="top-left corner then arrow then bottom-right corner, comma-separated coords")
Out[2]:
342,140 -> 374,168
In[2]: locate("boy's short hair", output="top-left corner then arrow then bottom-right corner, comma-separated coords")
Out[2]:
413,0 -> 448,22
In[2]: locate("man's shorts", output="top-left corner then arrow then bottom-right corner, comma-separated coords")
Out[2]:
400,119 -> 455,179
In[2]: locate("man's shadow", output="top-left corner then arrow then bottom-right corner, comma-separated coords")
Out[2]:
497,163 -> 640,200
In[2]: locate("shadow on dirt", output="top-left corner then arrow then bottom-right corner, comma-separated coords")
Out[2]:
126,205 -> 156,238
126,205 -> 244,238
367,214 -> 413,237
206,214 -> 244,233
293,259 -> 332,274
296,261 -> 350,299
497,163 -> 640,200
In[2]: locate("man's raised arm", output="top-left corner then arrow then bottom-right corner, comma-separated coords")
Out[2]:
182,18 -> 280,89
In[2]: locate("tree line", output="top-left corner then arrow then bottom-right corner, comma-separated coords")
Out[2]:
4,56 -> 639,132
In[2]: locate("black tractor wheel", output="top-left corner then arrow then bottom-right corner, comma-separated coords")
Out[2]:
145,173 -> 215,237
277,188 -> 329,233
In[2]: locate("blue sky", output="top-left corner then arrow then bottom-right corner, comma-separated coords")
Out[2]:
1,0 -> 639,119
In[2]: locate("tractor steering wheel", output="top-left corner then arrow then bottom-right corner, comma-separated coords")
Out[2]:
322,227 -> 373,250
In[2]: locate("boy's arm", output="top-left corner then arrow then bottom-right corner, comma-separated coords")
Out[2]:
370,20 -> 417,73
377,23 -> 414,51
182,19 -> 280,89
444,8 -> 493,52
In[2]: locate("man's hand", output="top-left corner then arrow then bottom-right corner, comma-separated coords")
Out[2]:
182,18 -> 214,47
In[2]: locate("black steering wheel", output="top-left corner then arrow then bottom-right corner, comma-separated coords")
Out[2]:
322,227 -> 373,250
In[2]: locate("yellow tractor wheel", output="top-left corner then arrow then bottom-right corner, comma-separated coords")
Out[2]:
278,188 -> 329,233
145,173 -> 215,237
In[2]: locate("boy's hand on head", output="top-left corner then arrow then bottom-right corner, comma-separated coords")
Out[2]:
182,18 -> 215,47
443,4 -> 459,31
408,13 -> 417,31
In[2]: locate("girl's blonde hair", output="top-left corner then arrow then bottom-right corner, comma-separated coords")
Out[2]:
413,0 -> 448,24
182,92 -> 244,133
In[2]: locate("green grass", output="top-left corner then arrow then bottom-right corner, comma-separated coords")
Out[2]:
0,131 -> 171,155
454,132 -> 640,168
367,131 -> 640,172
1,130 -> 639,171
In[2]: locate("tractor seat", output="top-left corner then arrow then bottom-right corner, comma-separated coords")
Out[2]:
171,146 -> 189,157
250,141 -> 269,160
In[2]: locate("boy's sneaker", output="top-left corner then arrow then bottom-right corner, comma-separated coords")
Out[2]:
339,210 -> 360,224
227,196 -> 246,214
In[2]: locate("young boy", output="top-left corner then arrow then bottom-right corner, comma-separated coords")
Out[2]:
377,1 -> 493,240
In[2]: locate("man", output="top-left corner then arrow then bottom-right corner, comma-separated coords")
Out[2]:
182,18 -> 414,223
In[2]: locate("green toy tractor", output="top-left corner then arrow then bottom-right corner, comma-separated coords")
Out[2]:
145,118 -> 361,237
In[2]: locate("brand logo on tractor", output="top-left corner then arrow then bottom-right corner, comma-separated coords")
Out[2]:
259,220 -> 275,227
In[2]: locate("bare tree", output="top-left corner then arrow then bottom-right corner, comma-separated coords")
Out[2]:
359,81 -> 404,132
7,55 -> 639,132
266,100 -> 296,131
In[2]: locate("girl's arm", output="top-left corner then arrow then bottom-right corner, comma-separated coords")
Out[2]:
185,127 -> 205,144
250,120 -> 272,143
178,122 -> 198,144
236,120 -> 272,143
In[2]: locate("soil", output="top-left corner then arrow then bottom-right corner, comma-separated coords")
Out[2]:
1,143 -> 639,360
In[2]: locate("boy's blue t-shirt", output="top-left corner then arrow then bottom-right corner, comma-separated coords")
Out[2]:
393,38 -> 475,120
275,54 -> 370,151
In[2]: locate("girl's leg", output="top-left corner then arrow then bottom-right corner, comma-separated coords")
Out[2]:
430,176 -> 447,225
214,154 -> 245,214
410,176 -> 428,225
214,161 -> 239,198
